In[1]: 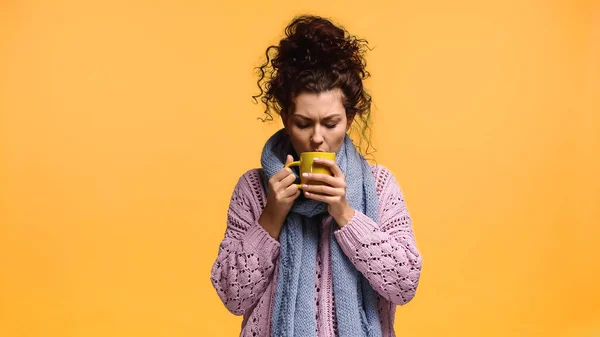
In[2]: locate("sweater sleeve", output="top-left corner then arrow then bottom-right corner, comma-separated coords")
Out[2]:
333,166 -> 422,305
210,170 -> 280,315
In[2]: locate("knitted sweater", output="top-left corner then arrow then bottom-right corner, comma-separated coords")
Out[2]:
210,165 -> 422,337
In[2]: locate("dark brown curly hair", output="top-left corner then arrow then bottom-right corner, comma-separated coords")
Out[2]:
253,15 -> 375,157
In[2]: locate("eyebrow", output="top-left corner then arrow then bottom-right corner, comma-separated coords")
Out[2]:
293,114 -> 342,121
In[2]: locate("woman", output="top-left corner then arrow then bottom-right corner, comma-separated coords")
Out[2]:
211,15 -> 422,337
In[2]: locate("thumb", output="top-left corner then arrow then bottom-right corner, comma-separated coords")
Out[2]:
285,154 -> 294,165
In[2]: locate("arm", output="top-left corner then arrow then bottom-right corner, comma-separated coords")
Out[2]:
210,171 -> 280,315
334,167 -> 422,305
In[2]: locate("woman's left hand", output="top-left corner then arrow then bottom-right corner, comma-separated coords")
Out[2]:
302,158 -> 355,227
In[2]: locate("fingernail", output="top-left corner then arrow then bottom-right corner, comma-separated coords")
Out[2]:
314,158 -> 320,161
302,173 -> 309,177
302,184 -> 308,189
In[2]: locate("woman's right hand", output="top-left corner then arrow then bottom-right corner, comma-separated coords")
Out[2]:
258,155 -> 301,240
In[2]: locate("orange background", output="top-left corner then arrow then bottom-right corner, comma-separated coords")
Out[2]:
1,1 -> 598,336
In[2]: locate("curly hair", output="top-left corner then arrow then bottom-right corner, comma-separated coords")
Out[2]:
253,15 -> 376,157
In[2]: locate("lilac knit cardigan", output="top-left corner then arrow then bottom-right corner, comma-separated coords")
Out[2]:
211,165 -> 422,337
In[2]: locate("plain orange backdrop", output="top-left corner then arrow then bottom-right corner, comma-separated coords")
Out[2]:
1,1 -> 598,336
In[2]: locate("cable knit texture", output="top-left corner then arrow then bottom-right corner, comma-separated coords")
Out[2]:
211,164 -> 422,337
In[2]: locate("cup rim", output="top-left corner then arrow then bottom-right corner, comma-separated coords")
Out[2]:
299,151 -> 336,155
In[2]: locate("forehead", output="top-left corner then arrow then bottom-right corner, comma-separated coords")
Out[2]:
293,89 -> 345,118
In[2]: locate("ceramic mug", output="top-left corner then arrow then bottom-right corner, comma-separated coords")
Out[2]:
284,152 -> 336,189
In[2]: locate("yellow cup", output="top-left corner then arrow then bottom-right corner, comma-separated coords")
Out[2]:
284,152 -> 336,189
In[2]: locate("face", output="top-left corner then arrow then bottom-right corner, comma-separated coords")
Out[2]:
282,88 -> 354,154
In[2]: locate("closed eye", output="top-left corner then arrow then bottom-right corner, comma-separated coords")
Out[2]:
295,123 -> 338,129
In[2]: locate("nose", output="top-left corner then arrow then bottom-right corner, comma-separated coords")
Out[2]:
311,126 -> 324,145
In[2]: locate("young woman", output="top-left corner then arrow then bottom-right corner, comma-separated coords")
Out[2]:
211,15 -> 422,337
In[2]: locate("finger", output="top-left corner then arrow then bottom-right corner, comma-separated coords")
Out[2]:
282,183 -> 300,198
313,158 -> 343,177
302,184 -> 342,196
302,173 -> 339,187
279,172 -> 298,187
272,166 -> 294,182
272,155 -> 297,182
269,168 -> 292,184
284,189 -> 301,202
275,183 -> 297,200
304,191 -> 335,204
285,154 -> 294,165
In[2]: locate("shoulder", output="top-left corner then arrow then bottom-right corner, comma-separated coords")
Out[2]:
369,163 -> 396,184
369,163 -> 401,197
236,168 -> 265,190
231,168 -> 267,208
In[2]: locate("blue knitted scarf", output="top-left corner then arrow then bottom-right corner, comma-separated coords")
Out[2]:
260,129 -> 382,337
